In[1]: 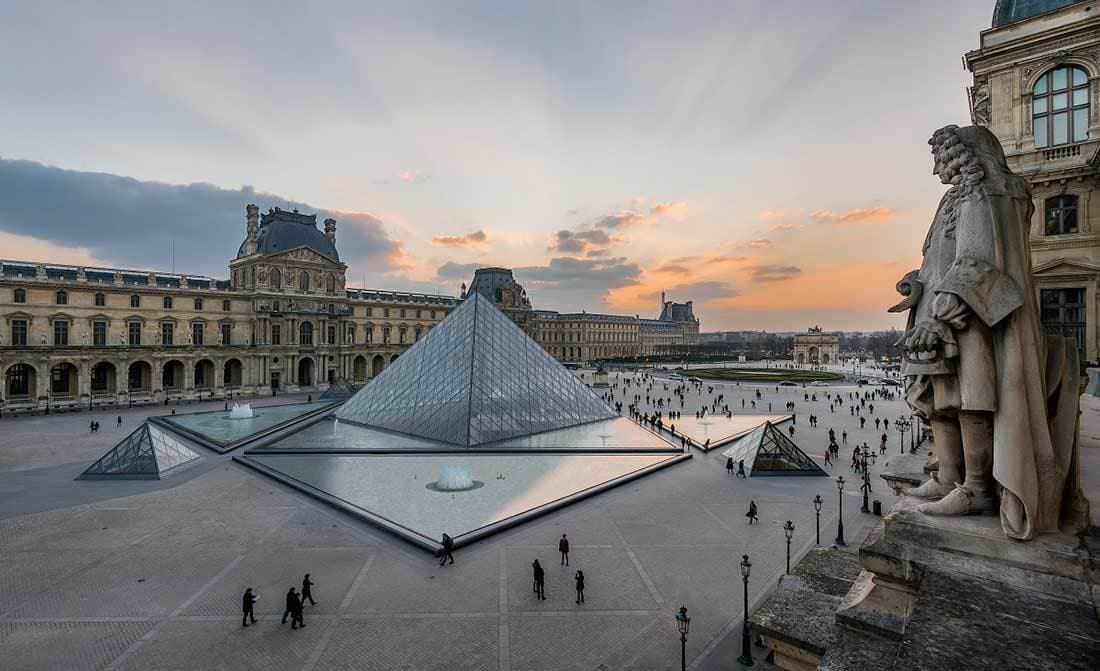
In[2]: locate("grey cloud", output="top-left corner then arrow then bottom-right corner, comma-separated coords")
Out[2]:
514,256 -> 641,312
751,265 -> 802,282
0,157 -> 405,280
549,228 -> 612,254
435,261 -> 483,281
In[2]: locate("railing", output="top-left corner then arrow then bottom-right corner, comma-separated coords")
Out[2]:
1042,144 -> 1081,161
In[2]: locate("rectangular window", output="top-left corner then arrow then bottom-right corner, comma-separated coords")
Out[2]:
1053,112 -> 1069,145
192,323 -> 204,346
94,293 -> 105,306
382,326 -> 391,344
195,298 -> 204,310
366,306 -> 373,317
93,321 -> 107,346
222,299 -> 230,311
431,310 -> 436,319
416,309 -> 422,318
1035,119 -> 1048,148
327,324 -> 336,345
400,308 -> 406,318
1074,108 -> 1089,142
1041,288 -> 1087,361
12,319 -> 27,346
221,323 -> 232,345
271,324 -> 281,345
53,320 -> 69,346
1045,196 -> 1079,235
161,322 -> 174,345
128,322 -> 142,345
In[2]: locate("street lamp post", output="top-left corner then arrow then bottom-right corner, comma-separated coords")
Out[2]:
813,495 -> 822,545
675,606 -> 691,671
737,555 -> 755,667
860,468 -> 871,514
835,476 -> 847,546
894,416 -> 911,455
783,520 -> 795,574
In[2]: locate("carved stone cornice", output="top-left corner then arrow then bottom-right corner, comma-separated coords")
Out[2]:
967,23 -> 1100,73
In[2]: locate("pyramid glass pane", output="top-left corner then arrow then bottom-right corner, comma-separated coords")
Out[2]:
719,421 -> 825,476
80,423 -> 202,480
337,293 -> 614,447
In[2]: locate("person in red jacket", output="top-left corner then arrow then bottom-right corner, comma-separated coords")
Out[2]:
558,534 -> 570,566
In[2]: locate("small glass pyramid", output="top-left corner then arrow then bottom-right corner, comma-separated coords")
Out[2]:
320,377 -> 356,400
336,292 -> 616,447
79,422 -> 203,480
720,421 -> 826,476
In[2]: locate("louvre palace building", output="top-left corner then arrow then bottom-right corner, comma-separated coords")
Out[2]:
0,205 -> 698,413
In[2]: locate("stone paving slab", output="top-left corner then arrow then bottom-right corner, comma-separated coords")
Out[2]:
508,611 -> 662,671
314,616 -> 498,671
0,548 -> 116,613
506,546 -> 658,611
114,619 -> 314,671
348,548 -> 501,614
0,620 -> 155,671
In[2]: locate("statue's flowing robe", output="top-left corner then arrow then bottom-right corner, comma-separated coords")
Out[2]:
905,174 -> 1081,540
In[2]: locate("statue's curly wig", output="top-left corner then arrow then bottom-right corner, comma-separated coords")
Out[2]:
928,125 -> 985,241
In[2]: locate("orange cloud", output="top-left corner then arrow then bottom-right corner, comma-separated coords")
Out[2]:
757,206 -> 897,226
592,200 -> 689,229
0,231 -> 107,267
384,240 -> 416,272
431,230 -> 489,247
715,261 -> 913,313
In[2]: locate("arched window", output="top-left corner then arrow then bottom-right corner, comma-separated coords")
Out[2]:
1033,66 -> 1090,148
130,294 -> 141,308
163,296 -> 173,309
299,321 -> 313,345
56,290 -> 67,305
272,268 -> 282,290
13,288 -> 26,303
299,272 -> 309,291
327,274 -> 336,293
1045,195 -> 1079,235
94,292 -> 105,306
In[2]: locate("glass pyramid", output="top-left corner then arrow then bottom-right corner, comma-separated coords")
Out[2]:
79,422 -> 203,480
320,377 -> 356,401
719,421 -> 826,477
336,292 -> 616,447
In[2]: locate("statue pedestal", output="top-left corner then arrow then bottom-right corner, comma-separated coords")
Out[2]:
836,496 -> 1097,641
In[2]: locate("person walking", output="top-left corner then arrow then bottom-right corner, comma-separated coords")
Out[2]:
746,500 -> 759,524
725,457 -> 735,476
282,587 -> 298,625
533,559 -> 546,600
241,587 -> 258,627
575,570 -> 585,604
301,573 -> 316,606
116,415 -> 122,429
824,449 -> 832,467
736,459 -> 747,478
439,533 -> 455,566
290,589 -> 305,629
559,534 -> 570,566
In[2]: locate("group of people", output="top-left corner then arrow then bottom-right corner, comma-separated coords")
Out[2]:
530,535 -> 586,603
88,415 -> 123,433
241,573 -> 316,630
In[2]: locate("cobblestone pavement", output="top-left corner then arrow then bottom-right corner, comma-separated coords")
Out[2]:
0,369 -> 1036,670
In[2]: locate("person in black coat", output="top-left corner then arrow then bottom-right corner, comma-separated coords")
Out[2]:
439,533 -> 455,566
575,570 -> 585,604
290,589 -> 305,629
241,587 -> 258,627
532,559 -> 545,600
746,500 -> 758,524
737,460 -> 747,478
558,534 -> 570,566
282,587 -> 298,625
301,573 -> 316,606
725,457 -> 735,476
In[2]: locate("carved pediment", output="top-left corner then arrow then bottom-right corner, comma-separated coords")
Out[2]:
1032,257 -> 1100,276
269,246 -> 341,267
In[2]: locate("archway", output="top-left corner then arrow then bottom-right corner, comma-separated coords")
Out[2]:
390,353 -> 400,364
223,358 -> 243,388
353,355 -> 367,381
162,360 -> 185,391
49,362 -> 79,397
796,352 -> 805,365
297,357 -> 315,386
808,346 -> 819,363
128,361 -> 153,392
371,354 -> 385,377
4,363 -> 37,400
90,362 -> 117,394
194,359 -> 215,389
822,352 -> 831,365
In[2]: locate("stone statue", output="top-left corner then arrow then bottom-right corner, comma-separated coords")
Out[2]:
40,332 -> 47,345
891,124 -> 1090,540
119,334 -> 125,345
82,332 -> 88,346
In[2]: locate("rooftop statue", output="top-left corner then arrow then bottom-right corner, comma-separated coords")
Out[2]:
890,124 -> 1090,540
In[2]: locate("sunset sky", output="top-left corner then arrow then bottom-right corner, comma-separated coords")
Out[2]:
0,1 -> 994,331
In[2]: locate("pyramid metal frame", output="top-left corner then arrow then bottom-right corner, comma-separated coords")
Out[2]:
336,292 -> 616,447
79,422 -> 203,480
720,420 -> 826,477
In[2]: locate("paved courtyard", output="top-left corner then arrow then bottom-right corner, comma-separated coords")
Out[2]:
1,371 -> 1094,670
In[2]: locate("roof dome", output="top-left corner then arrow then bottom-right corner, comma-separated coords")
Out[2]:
237,207 -> 339,261
992,0 -> 1087,27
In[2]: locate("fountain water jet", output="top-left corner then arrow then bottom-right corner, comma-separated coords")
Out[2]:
228,403 -> 254,420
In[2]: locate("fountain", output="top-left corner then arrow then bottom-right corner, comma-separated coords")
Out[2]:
228,403 -> 255,420
427,465 -> 484,492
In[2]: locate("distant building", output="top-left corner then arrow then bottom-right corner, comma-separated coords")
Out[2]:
965,0 -> 1098,362
792,326 -> 839,365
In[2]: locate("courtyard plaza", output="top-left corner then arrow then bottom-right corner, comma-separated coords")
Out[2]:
0,368 -> 1094,670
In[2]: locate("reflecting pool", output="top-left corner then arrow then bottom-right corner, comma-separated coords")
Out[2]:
164,402 -> 325,446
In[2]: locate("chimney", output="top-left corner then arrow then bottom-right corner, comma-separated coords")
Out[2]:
245,204 -> 259,255
324,217 -> 337,245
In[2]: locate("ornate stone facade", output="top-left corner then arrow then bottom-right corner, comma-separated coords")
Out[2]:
0,205 -> 457,413
965,1 -> 1100,362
